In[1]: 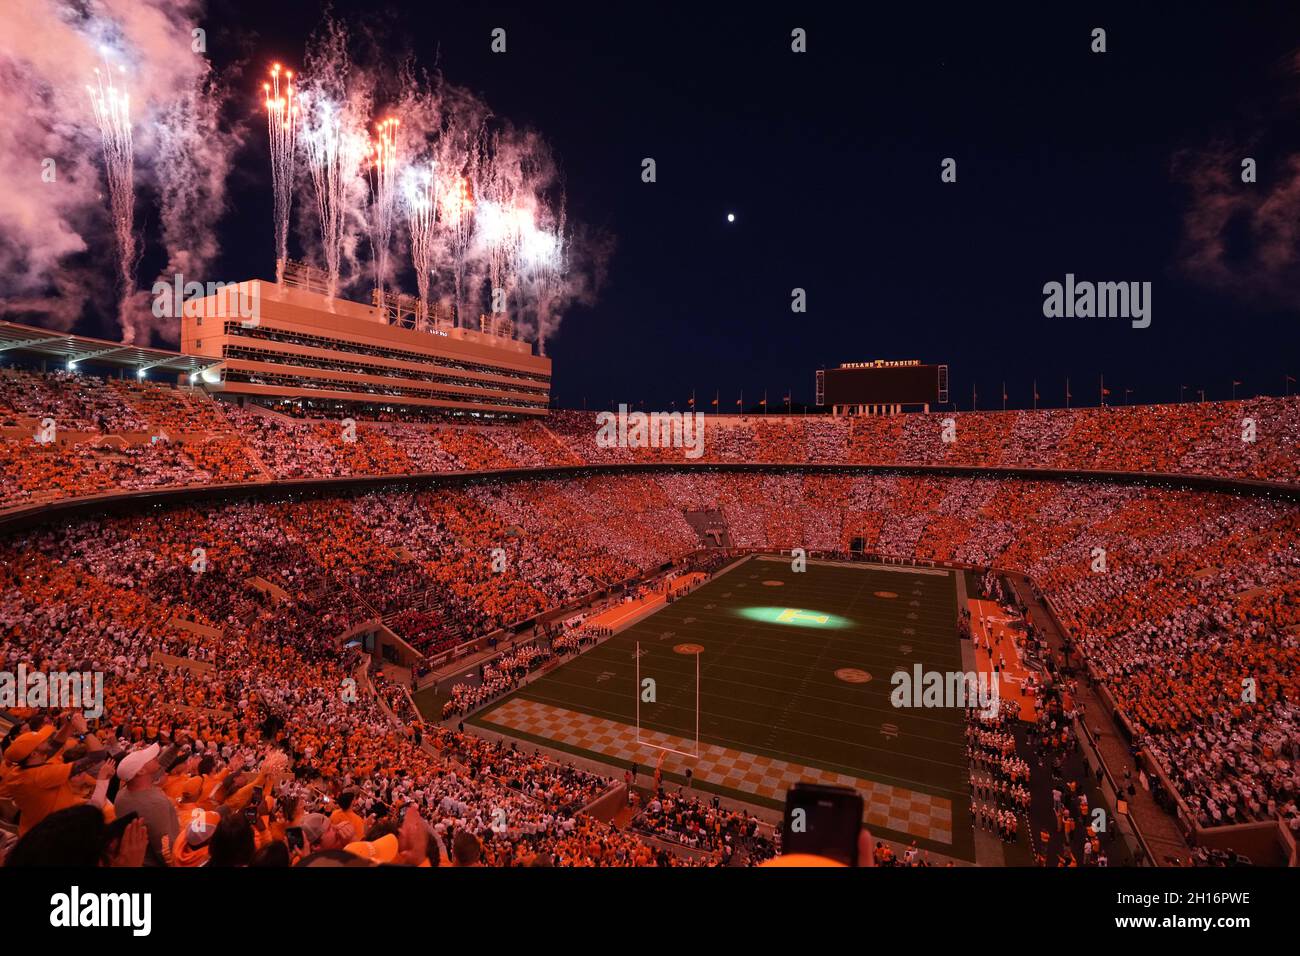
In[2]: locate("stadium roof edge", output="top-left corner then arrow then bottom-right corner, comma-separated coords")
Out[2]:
0,320 -> 219,375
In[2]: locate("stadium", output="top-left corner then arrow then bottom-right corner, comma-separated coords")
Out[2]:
0,3 -> 1296,934
1,331 -> 1296,870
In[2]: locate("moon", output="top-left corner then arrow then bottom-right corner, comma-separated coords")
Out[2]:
726,213 -> 735,223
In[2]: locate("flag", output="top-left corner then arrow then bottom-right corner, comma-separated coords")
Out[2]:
736,397 -> 742,406
1232,380 -> 1242,387
711,397 -> 719,407
760,397 -> 767,407
1102,387 -> 1110,396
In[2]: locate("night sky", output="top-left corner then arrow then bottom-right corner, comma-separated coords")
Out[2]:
198,3 -> 1300,409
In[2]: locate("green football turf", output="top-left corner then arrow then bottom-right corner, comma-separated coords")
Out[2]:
472,555 -> 973,859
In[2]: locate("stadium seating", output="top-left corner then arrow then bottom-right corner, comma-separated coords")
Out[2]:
1,368 -> 1297,866
2,368 -> 1298,514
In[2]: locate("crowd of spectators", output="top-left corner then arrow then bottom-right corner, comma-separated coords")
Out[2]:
0,469 -> 1293,853
633,787 -> 776,865
3,368 -> 1298,514
0,373 -> 1297,865
0,517 -> 667,868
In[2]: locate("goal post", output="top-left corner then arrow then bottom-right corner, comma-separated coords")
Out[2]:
635,640 -> 700,759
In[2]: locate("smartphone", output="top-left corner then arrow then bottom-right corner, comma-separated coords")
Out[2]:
245,786 -> 264,822
285,826 -> 304,851
158,745 -> 182,773
782,783 -> 864,866
74,749 -> 113,772
104,811 -> 140,845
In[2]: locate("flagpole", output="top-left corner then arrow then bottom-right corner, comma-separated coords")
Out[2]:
1066,377 -> 1070,410
1100,372 -> 1105,408
1032,378 -> 1038,412
1001,381 -> 1006,412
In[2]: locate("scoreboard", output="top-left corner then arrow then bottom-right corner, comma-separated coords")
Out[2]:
817,361 -> 948,409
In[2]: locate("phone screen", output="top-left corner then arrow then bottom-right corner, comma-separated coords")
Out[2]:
245,787 -> 264,822
782,783 -> 864,866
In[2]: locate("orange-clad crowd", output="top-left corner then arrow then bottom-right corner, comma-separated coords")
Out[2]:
0,366 -> 1297,867
2,368 -> 1298,515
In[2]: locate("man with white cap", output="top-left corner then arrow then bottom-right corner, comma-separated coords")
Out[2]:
113,743 -> 178,859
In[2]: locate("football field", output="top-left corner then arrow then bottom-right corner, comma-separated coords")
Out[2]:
471,555 -> 974,858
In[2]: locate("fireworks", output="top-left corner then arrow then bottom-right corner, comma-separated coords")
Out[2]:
477,198 -> 523,319
401,162 -> 436,328
263,64 -> 298,284
241,27 -> 583,340
367,116 -> 401,300
14,12 -> 594,352
441,174 -> 474,327
518,214 -> 559,279
516,213 -> 564,356
301,93 -> 364,305
87,59 -> 137,342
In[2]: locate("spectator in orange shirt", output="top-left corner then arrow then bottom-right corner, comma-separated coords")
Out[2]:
329,790 -> 366,843
0,714 -> 109,836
